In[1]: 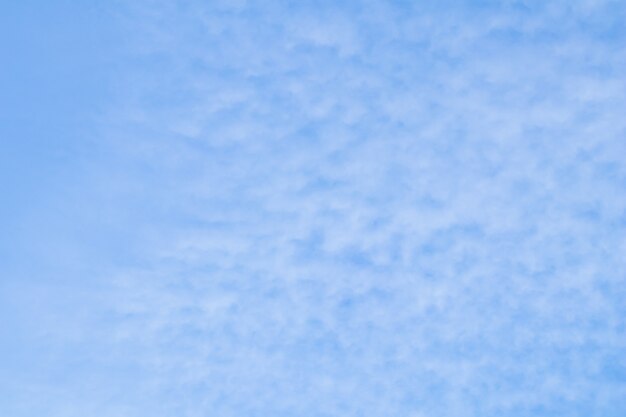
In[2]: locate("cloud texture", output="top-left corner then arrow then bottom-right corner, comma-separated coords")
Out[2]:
2,1 -> 626,416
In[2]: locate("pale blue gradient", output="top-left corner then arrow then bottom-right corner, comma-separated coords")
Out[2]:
2,1 -> 626,416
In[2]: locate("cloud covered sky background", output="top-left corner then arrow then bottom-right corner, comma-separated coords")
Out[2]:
2,1 -> 626,416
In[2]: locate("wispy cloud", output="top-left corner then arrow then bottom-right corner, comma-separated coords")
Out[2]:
3,1 -> 626,416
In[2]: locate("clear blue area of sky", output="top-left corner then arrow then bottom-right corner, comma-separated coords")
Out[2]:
1,1 -> 118,255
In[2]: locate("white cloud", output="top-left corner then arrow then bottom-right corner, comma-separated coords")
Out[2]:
6,1 -> 626,416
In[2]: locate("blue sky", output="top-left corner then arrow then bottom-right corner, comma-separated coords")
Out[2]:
1,1 -> 626,416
